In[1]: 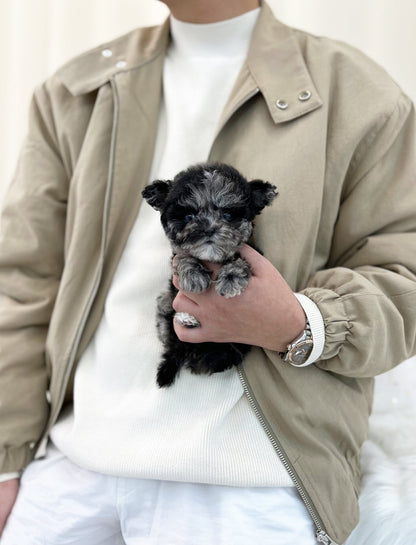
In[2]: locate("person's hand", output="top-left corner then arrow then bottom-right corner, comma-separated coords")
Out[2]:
0,478 -> 19,535
172,244 -> 306,352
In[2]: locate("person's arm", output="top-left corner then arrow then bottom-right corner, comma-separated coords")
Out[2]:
0,479 -> 19,536
173,92 -> 416,377
0,81 -> 68,477
301,91 -> 416,377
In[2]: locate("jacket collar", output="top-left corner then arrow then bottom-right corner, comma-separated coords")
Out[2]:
57,18 -> 170,96
246,2 -> 323,123
57,2 -> 322,123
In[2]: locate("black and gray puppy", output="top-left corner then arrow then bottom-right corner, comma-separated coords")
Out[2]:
142,163 -> 277,387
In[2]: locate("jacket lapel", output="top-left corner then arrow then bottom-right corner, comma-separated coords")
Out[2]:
104,60 -> 164,260
102,26 -> 169,265
216,1 -> 322,135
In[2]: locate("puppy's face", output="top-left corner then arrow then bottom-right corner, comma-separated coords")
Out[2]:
142,164 -> 277,262
163,168 -> 255,261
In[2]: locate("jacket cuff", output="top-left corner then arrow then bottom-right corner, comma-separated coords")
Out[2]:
291,293 -> 325,366
0,444 -> 36,474
300,287 -> 351,361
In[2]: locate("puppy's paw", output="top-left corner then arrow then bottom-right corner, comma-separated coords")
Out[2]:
177,256 -> 211,293
215,258 -> 251,298
180,270 -> 211,293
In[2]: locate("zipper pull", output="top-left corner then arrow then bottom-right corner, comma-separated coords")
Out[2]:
316,530 -> 339,545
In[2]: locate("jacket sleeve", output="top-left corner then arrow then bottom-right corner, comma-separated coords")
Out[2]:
301,91 -> 416,378
0,82 -> 68,473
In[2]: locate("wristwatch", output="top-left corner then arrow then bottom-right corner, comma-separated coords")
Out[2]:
279,321 -> 313,366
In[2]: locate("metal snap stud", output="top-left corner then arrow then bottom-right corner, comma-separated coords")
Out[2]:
101,49 -> 113,58
298,90 -> 312,102
276,99 -> 289,110
116,60 -> 127,69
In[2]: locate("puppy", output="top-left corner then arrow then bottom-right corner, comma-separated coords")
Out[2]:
142,163 -> 277,387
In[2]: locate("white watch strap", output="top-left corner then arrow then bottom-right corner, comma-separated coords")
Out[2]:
290,293 -> 325,367
0,472 -> 21,482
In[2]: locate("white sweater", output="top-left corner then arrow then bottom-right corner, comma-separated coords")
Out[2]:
50,9 -> 299,487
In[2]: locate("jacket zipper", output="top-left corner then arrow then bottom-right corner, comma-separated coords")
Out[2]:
43,77 -> 120,438
212,83 -> 338,545
237,365 -> 339,545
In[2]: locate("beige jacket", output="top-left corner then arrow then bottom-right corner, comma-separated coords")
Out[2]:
1,3 -> 415,543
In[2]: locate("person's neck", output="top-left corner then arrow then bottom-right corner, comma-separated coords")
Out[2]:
165,0 -> 260,24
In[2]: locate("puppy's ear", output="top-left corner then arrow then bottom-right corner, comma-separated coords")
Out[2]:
249,180 -> 278,215
142,180 -> 172,211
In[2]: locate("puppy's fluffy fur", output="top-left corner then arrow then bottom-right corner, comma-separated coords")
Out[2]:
142,163 -> 277,387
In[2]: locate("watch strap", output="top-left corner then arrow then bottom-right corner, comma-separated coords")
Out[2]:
293,293 -> 325,364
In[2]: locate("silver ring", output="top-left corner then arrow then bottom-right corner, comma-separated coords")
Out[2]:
174,312 -> 201,328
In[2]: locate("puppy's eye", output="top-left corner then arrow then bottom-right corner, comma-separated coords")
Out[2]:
222,211 -> 233,222
184,213 -> 195,223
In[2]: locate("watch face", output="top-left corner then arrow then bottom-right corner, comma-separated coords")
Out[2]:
289,340 -> 313,365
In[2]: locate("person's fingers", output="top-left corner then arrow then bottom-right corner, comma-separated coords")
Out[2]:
238,244 -> 267,274
172,272 -> 180,290
172,291 -> 199,313
173,319 -> 204,342
173,314 -> 219,343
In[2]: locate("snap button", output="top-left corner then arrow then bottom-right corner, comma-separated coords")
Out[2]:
276,99 -> 289,110
101,49 -> 113,58
29,442 -> 36,449
116,60 -> 127,69
298,90 -> 312,102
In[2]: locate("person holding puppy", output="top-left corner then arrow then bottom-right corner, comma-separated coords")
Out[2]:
1,0 -> 416,543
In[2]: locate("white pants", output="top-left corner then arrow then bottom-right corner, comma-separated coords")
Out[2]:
1,446 -> 317,545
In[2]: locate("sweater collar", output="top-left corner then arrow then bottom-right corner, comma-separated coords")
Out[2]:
168,8 -> 260,59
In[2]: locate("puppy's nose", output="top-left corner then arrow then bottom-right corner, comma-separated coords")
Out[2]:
204,227 -> 216,237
